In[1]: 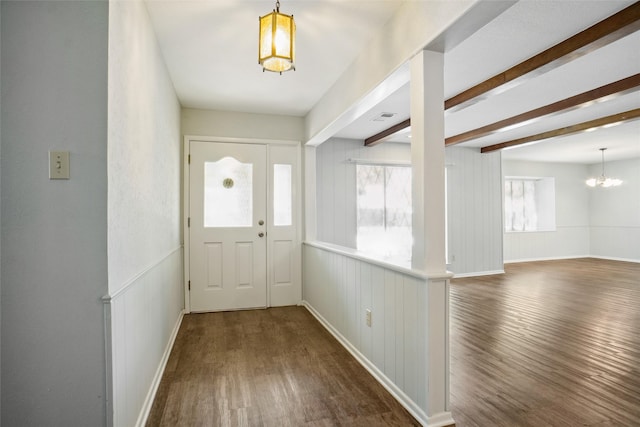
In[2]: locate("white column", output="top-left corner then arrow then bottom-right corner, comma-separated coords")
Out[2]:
411,50 -> 446,273
410,50 -> 454,426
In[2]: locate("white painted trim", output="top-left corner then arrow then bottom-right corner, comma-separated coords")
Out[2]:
426,412 -> 457,427
504,255 -> 590,264
452,269 -> 505,278
184,134 -> 300,146
301,301 -> 431,426
346,158 -> 411,167
102,246 -> 183,302
135,310 -> 185,427
586,255 -> 640,264
103,301 -> 114,427
304,241 -> 453,281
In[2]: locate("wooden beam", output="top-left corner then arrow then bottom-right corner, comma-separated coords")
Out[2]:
446,74 -> 640,146
364,118 -> 411,147
445,2 -> 640,111
480,109 -> 640,153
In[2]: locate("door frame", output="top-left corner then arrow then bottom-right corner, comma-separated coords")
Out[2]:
183,135 -> 302,313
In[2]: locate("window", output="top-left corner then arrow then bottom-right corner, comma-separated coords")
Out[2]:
504,177 -> 556,232
356,165 -> 412,261
273,164 -> 292,226
204,157 -> 253,227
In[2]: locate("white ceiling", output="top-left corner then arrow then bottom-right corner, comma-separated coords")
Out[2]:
146,0 -> 640,165
146,0 -> 404,116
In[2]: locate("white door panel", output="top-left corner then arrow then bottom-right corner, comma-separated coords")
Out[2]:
268,145 -> 301,306
189,141 -> 267,312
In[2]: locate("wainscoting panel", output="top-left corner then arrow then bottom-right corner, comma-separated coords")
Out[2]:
104,247 -> 184,427
303,242 -> 438,424
504,226 -> 590,262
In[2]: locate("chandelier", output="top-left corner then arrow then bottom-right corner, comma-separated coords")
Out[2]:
258,0 -> 296,74
586,148 -> 622,188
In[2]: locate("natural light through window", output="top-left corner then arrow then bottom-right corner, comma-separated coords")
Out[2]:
273,164 -> 292,226
204,157 -> 253,228
356,165 -> 412,262
504,177 -> 556,232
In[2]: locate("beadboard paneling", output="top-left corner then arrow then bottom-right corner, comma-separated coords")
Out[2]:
504,226 -> 590,262
303,243 -> 432,423
445,147 -> 503,276
105,248 -> 183,427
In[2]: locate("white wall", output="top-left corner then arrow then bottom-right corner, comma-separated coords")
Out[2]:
182,108 -> 304,142
1,2 -> 109,425
588,157 -> 640,262
502,159 -> 591,262
446,147 -> 503,276
106,0 -> 183,425
315,138 -> 411,249
108,0 -> 181,294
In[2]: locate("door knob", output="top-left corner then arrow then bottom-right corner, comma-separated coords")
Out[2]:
258,232 -> 265,238
258,220 -> 264,226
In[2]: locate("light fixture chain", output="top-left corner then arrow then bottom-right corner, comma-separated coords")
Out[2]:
276,0 -> 280,12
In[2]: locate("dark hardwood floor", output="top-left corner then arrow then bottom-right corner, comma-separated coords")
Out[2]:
146,306 -> 420,426
450,258 -> 640,427
148,258 -> 639,426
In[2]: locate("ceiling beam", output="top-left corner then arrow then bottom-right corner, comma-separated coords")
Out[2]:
444,2 -> 640,112
364,118 -> 411,147
446,74 -> 640,146
480,109 -> 640,153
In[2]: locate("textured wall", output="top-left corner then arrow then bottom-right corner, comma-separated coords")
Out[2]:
1,2 -> 109,424
106,0 -> 183,424
108,0 -> 182,294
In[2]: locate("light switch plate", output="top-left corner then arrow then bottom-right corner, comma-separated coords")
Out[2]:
49,151 -> 70,180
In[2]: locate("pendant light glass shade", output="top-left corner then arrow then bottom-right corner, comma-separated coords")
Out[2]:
259,1 -> 295,74
586,148 -> 622,188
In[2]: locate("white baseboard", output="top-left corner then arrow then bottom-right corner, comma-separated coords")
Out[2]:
504,255 -> 640,264
135,309 -> 185,427
589,255 -> 640,264
302,301 -> 454,427
504,255 -> 590,264
452,269 -> 504,278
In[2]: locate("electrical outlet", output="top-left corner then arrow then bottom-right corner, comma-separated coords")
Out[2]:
366,309 -> 372,327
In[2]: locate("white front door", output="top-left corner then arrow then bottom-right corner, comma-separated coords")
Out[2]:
189,141 -> 267,312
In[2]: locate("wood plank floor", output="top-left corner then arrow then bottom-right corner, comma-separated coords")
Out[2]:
146,305 -> 420,426
450,258 -> 640,427
148,258 -> 639,426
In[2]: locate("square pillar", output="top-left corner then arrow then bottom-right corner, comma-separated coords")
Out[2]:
410,50 -> 454,426
411,50 -> 446,274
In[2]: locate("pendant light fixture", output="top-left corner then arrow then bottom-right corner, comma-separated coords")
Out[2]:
258,0 -> 296,74
586,148 -> 622,188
